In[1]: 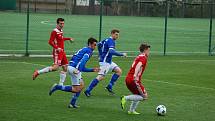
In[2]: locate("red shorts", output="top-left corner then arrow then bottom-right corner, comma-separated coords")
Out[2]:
53,50 -> 68,66
126,79 -> 146,95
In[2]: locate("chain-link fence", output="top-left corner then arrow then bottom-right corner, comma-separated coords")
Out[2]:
0,0 -> 214,56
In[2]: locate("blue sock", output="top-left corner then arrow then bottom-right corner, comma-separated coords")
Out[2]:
107,74 -> 120,90
86,78 -> 99,93
70,92 -> 81,105
56,85 -> 72,92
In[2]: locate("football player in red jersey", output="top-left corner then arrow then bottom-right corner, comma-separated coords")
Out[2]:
33,18 -> 74,85
121,43 -> 150,115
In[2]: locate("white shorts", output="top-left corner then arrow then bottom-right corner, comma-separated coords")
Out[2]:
98,62 -> 119,76
68,66 -> 83,86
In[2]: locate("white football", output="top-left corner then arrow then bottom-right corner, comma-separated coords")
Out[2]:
156,105 -> 167,116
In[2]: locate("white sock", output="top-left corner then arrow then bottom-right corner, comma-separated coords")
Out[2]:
134,101 -> 140,111
38,67 -> 52,74
59,71 -> 66,85
125,95 -> 143,101
129,101 -> 140,112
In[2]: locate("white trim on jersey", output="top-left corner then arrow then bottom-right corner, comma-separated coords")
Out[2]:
74,47 -> 87,56
54,39 -> 57,46
134,80 -> 145,96
54,49 -> 58,64
103,47 -> 114,62
75,53 -> 90,69
102,39 -> 108,52
103,49 -> 110,63
138,53 -> 146,57
54,28 -> 63,34
54,28 -> 60,32
75,62 -> 81,69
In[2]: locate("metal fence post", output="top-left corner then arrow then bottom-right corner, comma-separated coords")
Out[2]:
208,1 -> 213,56
99,0 -> 103,41
25,0 -> 30,56
34,0 -> 37,13
163,0 -> 169,56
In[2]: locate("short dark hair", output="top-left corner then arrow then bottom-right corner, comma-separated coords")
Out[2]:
139,43 -> 150,52
111,29 -> 120,34
88,37 -> 98,45
57,18 -> 64,24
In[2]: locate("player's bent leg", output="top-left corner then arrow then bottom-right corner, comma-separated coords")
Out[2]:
125,95 -> 144,101
59,65 -> 67,85
72,86 -> 82,93
51,64 -> 59,71
59,60 -> 68,85
59,71 -> 67,85
72,81 -> 84,92
96,75 -> 105,81
114,67 -> 122,76
57,52 -> 68,85
126,90 -> 147,115
79,81 -> 84,90
128,101 -> 140,115
86,62 -> 110,96
122,94 -> 143,114
69,82 -> 84,108
69,90 -> 81,108
121,96 -> 126,110
84,75 -> 104,97
62,65 -> 68,72
106,67 -> 122,94
32,69 -> 39,80
49,83 -> 58,95
49,83 -> 73,96
85,62 -> 109,96
32,65 -> 58,80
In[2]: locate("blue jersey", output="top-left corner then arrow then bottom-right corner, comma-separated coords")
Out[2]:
69,47 -> 94,72
98,37 -> 123,63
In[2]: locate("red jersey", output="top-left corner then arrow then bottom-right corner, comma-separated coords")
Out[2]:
48,28 -> 71,51
126,53 -> 148,82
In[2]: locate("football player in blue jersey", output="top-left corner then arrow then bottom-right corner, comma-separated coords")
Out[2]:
49,37 -> 99,108
84,29 -> 127,97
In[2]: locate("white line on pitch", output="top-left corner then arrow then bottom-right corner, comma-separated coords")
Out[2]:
0,61 -> 47,67
107,74 -> 215,91
1,61 -> 215,91
40,20 -> 55,25
144,79 -> 215,91
0,50 -> 211,53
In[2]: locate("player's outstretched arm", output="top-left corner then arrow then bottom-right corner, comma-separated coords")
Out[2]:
79,54 -> 94,72
64,37 -> 74,43
63,37 -> 73,41
109,48 -> 127,57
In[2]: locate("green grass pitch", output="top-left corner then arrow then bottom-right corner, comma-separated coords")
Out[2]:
0,11 -> 215,121
0,55 -> 215,121
0,11 -> 214,55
